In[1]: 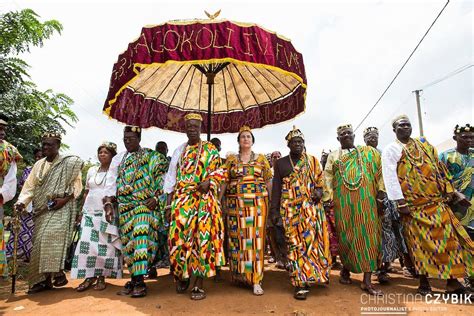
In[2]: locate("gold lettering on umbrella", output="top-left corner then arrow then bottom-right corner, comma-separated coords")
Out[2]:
196,27 -> 214,49
181,30 -> 194,52
242,32 -> 254,56
151,31 -> 164,53
254,33 -> 269,55
163,30 -> 180,51
133,33 -> 151,55
225,27 -> 235,49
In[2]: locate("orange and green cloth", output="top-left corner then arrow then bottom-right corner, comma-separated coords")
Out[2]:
168,141 -> 225,280
398,139 -> 473,279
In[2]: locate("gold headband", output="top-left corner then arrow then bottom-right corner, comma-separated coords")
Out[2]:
454,124 -> 472,134
392,114 -> 409,127
337,124 -> 353,134
363,126 -> 379,137
42,131 -> 62,141
239,125 -> 252,134
285,125 -> 305,143
184,113 -> 203,122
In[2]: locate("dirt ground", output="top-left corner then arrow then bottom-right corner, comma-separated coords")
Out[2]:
0,262 -> 472,315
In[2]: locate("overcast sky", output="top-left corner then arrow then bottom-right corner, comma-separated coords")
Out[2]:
3,0 -> 473,162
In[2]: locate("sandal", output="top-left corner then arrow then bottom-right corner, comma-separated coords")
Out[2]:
27,280 -> 53,295
416,285 -> 433,296
361,283 -> 383,296
131,282 -> 147,298
176,279 -> 190,294
117,281 -> 135,296
76,277 -> 96,292
53,272 -> 69,287
147,268 -> 158,279
294,287 -> 309,300
253,284 -> 264,296
377,272 -> 390,284
190,286 -> 206,300
339,270 -> 352,285
275,261 -> 286,270
93,277 -> 106,291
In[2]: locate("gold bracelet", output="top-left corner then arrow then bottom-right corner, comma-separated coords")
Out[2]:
397,203 -> 408,208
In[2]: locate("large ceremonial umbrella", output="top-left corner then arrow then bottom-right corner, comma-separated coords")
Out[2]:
103,12 -> 307,139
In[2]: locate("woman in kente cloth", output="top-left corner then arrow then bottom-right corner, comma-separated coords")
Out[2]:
71,142 -> 123,291
220,126 -> 272,296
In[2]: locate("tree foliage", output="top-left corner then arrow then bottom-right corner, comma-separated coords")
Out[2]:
0,9 -> 77,165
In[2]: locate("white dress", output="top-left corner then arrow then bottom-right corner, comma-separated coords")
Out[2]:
70,166 -> 123,279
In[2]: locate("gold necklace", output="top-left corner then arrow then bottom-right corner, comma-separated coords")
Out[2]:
237,151 -> 255,163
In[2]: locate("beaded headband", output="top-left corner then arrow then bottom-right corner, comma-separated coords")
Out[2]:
392,114 -> 409,127
454,124 -> 472,134
285,125 -> 305,143
336,124 -> 353,134
363,126 -> 379,137
42,131 -> 62,141
184,113 -> 203,121
99,141 -> 117,152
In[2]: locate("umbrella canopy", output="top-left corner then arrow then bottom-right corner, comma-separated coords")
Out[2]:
103,17 -> 307,137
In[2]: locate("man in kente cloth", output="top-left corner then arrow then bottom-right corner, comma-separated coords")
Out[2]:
382,116 -> 473,295
164,113 -> 225,300
16,132 -> 83,294
0,117 -> 22,278
271,126 -> 331,300
363,126 -> 409,283
104,126 -> 169,298
323,124 -> 384,296
439,123 -> 474,290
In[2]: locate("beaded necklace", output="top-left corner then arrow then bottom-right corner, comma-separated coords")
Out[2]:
94,165 -> 109,186
397,138 -> 423,166
337,147 -> 365,191
237,151 -> 255,164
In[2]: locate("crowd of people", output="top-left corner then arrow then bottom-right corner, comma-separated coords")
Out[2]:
0,113 -> 472,302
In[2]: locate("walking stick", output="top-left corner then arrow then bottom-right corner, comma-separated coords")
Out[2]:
11,204 -> 21,294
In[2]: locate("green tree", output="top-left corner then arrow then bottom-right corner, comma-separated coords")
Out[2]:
0,9 -> 77,165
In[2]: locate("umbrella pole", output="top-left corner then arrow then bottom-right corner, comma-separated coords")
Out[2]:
207,79 -> 212,141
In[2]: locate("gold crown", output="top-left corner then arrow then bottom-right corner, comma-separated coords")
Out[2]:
285,125 -> 305,143
336,124 -> 353,134
363,126 -> 378,137
184,113 -> 203,121
239,125 -> 252,134
391,114 -> 409,127
124,126 -> 141,133
454,124 -> 472,134
42,131 -> 62,141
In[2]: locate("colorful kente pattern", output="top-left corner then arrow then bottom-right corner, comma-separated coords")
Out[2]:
225,153 -> 272,286
332,146 -> 382,273
398,138 -> 474,279
439,148 -> 473,227
168,141 -> 225,280
280,154 -> 331,287
117,148 -> 169,277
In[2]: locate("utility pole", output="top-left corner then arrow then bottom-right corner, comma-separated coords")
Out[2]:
413,89 -> 424,137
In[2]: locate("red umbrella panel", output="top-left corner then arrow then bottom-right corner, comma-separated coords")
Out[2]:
104,19 -> 307,136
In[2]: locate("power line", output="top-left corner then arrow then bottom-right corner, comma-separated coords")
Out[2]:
420,63 -> 473,89
354,0 -> 450,132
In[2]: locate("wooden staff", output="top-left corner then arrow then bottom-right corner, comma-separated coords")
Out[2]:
11,204 -> 21,294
